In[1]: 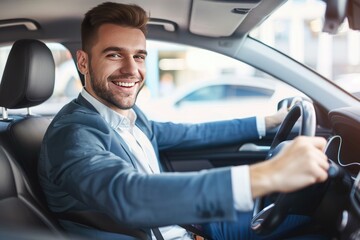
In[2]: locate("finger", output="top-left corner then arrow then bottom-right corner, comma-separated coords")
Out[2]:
306,136 -> 327,151
315,168 -> 329,182
315,153 -> 330,171
310,151 -> 330,181
279,104 -> 288,111
292,136 -> 327,152
308,142 -> 329,170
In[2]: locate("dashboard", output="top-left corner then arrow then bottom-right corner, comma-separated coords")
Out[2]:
326,107 -> 360,239
329,106 -> 360,176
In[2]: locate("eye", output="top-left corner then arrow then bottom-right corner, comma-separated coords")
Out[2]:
107,53 -> 122,59
134,54 -> 146,62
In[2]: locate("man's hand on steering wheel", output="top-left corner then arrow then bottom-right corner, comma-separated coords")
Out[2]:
250,136 -> 329,198
264,104 -> 288,130
249,100 -> 330,236
264,96 -> 303,131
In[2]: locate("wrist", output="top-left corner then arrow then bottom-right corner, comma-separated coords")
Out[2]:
249,161 -> 277,198
265,115 -> 274,130
265,107 -> 288,130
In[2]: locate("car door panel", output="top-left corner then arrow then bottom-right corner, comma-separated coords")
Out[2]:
160,124 -> 332,172
160,130 -> 277,172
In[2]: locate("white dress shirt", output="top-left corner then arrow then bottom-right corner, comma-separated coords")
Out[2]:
81,88 -> 267,239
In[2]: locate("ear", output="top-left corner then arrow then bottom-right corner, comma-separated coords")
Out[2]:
76,50 -> 89,75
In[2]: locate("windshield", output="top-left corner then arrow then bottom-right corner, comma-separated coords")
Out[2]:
250,0 -> 360,100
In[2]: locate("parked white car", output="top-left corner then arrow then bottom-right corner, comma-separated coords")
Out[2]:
138,77 -> 304,123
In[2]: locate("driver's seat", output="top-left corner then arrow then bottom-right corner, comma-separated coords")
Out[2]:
0,39 -> 65,237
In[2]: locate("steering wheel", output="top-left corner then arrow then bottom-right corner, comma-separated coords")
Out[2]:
250,99 -> 318,235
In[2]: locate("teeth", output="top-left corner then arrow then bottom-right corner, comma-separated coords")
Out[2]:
114,82 -> 135,87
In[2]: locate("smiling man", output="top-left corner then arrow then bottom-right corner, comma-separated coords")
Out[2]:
78,24 -> 147,113
38,2 -> 330,240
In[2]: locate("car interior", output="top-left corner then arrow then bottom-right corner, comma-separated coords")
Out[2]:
0,0 -> 360,239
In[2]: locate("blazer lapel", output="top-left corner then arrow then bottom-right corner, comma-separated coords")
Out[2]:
76,94 -> 141,171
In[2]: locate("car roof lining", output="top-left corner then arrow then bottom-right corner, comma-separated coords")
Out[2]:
0,0 -> 286,45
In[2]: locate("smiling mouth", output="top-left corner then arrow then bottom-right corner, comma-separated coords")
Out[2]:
113,81 -> 137,87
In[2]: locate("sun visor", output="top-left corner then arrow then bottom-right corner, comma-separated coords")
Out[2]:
189,0 -> 261,37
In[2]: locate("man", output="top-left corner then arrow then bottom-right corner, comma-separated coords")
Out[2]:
38,2 -> 329,240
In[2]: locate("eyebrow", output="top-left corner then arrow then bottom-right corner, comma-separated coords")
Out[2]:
102,46 -> 148,56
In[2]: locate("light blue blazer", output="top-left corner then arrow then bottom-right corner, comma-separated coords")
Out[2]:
38,94 -> 259,239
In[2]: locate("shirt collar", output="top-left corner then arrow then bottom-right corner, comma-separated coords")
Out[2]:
80,88 -> 136,130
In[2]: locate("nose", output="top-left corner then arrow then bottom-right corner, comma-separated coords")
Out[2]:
120,57 -> 138,75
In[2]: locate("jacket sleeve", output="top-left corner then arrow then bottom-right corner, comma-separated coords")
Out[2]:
151,117 -> 259,151
39,110 -> 238,228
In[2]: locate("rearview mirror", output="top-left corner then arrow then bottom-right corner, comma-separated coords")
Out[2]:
323,0 -> 349,34
323,0 -> 360,34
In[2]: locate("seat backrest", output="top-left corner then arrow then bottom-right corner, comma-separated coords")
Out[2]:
0,39 -> 65,236
0,144 -> 63,236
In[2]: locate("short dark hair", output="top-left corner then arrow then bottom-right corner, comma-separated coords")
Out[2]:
81,2 -> 149,52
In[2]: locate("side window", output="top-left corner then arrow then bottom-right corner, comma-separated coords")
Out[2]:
180,86 -> 225,102
138,40 -> 305,123
42,43 -> 82,115
225,85 -> 274,99
0,46 -> 12,81
178,84 -> 274,104
0,42 -> 82,117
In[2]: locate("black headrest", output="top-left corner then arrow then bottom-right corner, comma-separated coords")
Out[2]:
0,39 -> 55,109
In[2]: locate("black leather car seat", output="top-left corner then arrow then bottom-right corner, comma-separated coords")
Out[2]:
0,39 -> 65,236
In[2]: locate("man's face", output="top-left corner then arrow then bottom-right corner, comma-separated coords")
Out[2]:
78,23 -> 147,115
